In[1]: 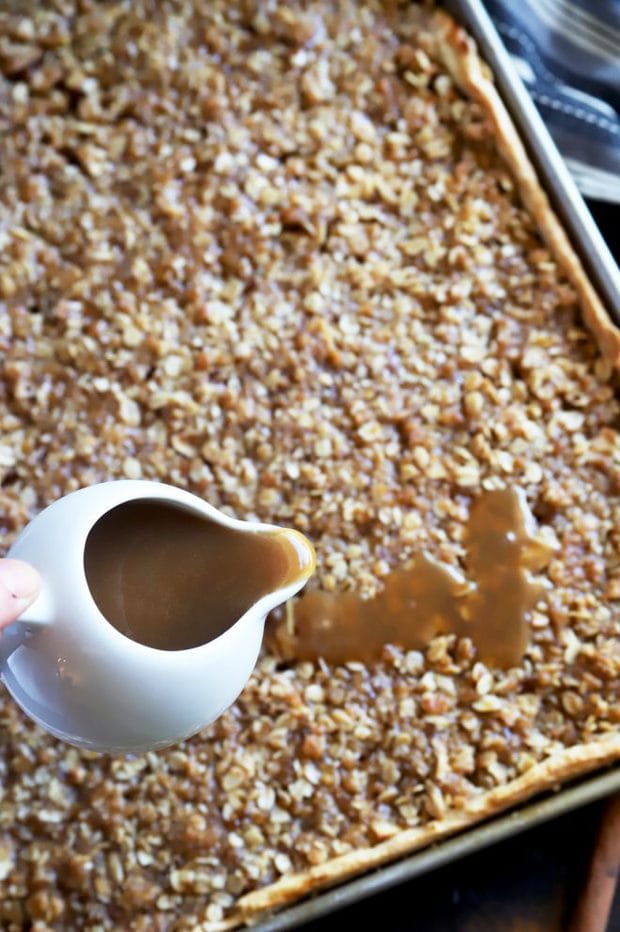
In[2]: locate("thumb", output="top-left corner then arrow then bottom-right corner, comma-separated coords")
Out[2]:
0,559 -> 42,630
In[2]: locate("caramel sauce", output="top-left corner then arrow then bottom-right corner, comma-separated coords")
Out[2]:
84,500 -> 315,651
269,489 -> 555,669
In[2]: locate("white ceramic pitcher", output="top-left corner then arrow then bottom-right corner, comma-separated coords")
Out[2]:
1,481 -> 315,753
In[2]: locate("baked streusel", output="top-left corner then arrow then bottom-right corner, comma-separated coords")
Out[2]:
0,1 -> 618,928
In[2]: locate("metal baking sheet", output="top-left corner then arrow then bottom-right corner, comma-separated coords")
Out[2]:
256,767 -> 620,931
250,1 -> 620,928
446,0 -> 620,325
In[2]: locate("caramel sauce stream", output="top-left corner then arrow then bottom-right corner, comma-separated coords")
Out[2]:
268,489 -> 555,669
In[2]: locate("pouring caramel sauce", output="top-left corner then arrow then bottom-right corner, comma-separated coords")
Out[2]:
85,500 -> 315,651
268,489 -> 555,669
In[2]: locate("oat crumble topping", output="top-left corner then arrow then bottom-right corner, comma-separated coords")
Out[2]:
0,1 -> 618,928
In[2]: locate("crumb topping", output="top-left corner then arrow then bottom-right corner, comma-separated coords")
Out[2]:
0,1 -> 618,928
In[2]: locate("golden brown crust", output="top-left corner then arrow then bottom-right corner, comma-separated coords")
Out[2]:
429,9 -> 620,368
235,734 -> 620,922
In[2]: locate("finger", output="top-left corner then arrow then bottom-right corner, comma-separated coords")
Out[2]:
0,559 -> 42,630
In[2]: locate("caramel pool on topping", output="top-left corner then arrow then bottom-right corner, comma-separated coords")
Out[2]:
269,488 -> 556,669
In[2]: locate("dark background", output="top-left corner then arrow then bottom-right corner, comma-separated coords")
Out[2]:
591,202 -> 619,268
299,201 -> 619,932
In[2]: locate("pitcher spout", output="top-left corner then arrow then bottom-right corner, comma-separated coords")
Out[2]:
276,527 -> 316,586
235,524 -> 316,624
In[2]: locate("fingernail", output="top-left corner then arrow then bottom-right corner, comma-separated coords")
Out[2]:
0,559 -> 42,603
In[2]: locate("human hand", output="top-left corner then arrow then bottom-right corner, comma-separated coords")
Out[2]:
0,559 -> 42,630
